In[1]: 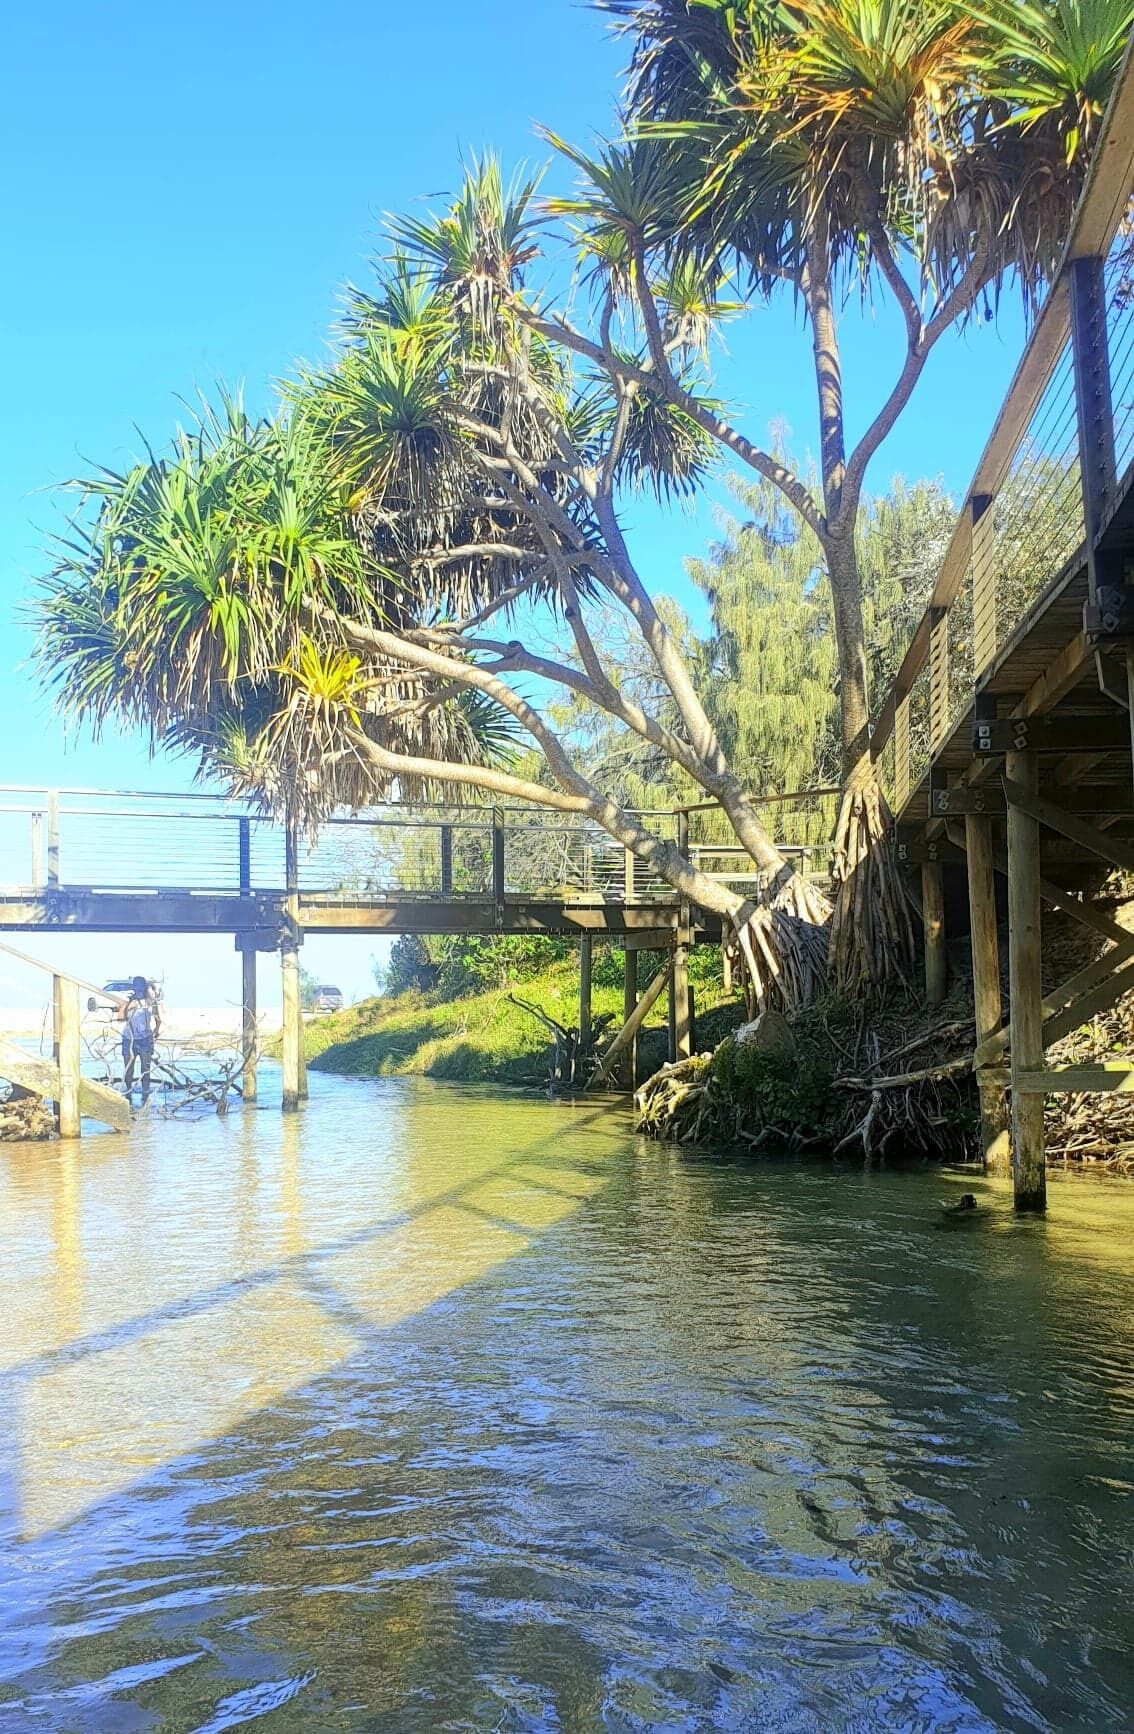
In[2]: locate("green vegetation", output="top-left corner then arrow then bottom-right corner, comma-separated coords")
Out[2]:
304,941 -> 744,1086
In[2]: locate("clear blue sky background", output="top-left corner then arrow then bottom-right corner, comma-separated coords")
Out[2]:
0,0 -> 1029,1009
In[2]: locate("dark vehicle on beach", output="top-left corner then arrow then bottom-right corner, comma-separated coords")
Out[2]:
312,984 -> 344,1014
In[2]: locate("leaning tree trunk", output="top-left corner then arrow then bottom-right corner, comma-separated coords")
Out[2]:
825,536 -> 915,997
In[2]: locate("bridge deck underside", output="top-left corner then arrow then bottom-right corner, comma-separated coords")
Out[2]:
0,891 -> 723,943
896,542 -> 1134,866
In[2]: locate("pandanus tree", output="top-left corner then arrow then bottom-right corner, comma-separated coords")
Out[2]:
531,0 -> 1133,993
35,173 -> 831,1009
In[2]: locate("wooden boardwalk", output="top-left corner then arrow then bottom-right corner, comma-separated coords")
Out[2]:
0,790 -> 829,1118
5,55 -> 1133,1174
869,46 -> 1134,1208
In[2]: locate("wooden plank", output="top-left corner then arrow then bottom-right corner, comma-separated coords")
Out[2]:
1037,877 -> 1134,946
1006,750 -> 1046,1211
1018,630 -> 1094,716
1041,957 -> 1134,1048
976,935 -> 1134,1065
1016,1064 -> 1134,1093
0,1038 -> 130,1132
1002,778 -> 1134,871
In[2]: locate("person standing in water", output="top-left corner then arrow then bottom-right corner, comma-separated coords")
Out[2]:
119,975 -> 161,1093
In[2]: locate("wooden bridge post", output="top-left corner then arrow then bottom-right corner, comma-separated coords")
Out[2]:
965,813 -> 1009,1173
666,938 -> 693,1064
579,935 -> 592,1053
1006,750 -> 1046,1211
921,861 -> 947,1007
46,790 -> 59,890
622,945 -> 638,1090
281,816 -> 304,1112
281,945 -> 302,1112
30,809 -> 42,891
667,953 -> 677,1063
52,975 -> 81,1139
240,943 -> 258,1104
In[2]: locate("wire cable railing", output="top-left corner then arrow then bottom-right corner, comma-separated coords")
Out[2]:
871,56 -> 1134,812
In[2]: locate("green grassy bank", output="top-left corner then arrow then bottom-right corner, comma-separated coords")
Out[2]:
299,954 -> 745,1087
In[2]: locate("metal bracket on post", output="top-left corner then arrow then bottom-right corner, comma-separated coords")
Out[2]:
971,690 -> 1000,758
1084,580 -> 1134,643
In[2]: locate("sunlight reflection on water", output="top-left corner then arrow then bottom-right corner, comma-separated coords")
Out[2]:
0,1072 -> 1132,1731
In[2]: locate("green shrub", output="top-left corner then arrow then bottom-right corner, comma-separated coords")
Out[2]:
710,1035 -> 832,1133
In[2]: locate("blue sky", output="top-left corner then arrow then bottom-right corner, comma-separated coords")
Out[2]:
0,0 -> 1030,1007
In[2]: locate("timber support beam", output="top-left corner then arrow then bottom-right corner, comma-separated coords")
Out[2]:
1006,750 -> 1046,1212
964,814 -> 1009,1173
921,860 -> 947,1008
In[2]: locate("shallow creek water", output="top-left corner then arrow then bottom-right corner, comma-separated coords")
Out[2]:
0,1072 -> 1132,1731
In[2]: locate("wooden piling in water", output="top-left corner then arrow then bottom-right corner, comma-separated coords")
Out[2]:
52,975 -> 81,1139
621,946 -> 638,1091
282,816 -> 304,1112
921,861 -> 947,1008
1006,750 -> 1046,1211
241,945 -> 258,1104
672,939 -> 692,1061
281,946 -> 302,1112
579,936 -> 592,1054
965,814 -> 1010,1173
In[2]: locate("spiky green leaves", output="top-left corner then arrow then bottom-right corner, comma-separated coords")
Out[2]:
613,0 -> 1134,306
37,406 -> 370,740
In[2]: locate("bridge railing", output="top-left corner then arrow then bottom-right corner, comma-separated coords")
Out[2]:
0,788 -> 686,904
872,53 -> 1134,812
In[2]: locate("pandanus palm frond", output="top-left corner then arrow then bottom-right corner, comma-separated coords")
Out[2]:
595,351 -> 720,496
612,0 -> 1134,308
36,408 -> 372,740
390,156 -> 545,331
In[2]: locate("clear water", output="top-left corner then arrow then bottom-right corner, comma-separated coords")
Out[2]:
0,1073 -> 1132,1732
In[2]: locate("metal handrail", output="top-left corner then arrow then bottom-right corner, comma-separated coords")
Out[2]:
870,37 -> 1134,770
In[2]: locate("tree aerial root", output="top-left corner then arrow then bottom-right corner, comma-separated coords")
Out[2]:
828,777 -> 915,998
729,878 -> 830,1017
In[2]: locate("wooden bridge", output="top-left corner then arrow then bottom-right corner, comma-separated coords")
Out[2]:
0,785 -> 831,1115
869,47 -> 1134,1209
5,57 -> 1134,1196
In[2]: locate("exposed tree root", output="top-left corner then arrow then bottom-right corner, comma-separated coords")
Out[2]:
728,872 -> 831,1016
635,1000 -> 978,1162
828,776 -> 915,998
